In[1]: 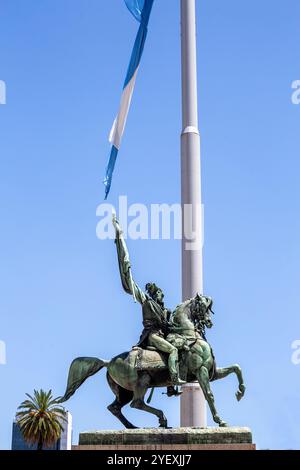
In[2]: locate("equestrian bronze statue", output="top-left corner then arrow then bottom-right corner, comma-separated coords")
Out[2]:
59,217 -> 245,428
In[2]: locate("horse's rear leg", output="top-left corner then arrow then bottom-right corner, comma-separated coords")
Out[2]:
130,373 -> 168,428
212,365 -> 246,401
106,372 -> 136,429
108,398 -> 137,429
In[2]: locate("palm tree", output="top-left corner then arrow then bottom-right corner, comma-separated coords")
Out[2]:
16,389 -> 67,450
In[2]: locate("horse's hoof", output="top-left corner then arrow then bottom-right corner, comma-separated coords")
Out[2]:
236,385 -> 245,401
159,418 -> 168,428
219,421 -> 228,427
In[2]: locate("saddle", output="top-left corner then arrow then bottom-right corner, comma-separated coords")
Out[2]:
132,346 -> 168,371
132,345 -> 189,381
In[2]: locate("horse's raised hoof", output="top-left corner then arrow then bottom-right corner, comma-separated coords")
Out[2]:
236,384 -> 246,401
219,421 -> 228,427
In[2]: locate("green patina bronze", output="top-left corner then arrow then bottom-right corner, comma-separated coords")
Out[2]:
59,217 -> 245,428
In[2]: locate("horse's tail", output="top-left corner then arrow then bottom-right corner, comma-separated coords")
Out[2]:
58,357 -> 109,403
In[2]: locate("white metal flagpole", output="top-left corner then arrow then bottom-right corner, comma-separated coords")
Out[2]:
180,0 -> 207,427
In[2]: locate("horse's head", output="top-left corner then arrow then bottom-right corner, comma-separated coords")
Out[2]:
190,293 -> 214,330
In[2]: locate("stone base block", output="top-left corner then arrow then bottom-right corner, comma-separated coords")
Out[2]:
73,427 -> 255,450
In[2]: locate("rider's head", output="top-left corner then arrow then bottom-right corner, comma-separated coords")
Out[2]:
145,283 -> 164,304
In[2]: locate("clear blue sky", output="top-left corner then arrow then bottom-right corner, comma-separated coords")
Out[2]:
1,0 -> 300,450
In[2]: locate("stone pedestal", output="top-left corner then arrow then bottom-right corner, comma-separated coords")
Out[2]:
73,427 -> 255,450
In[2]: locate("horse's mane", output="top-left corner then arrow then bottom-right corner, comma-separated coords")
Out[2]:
173,298 -> 193,317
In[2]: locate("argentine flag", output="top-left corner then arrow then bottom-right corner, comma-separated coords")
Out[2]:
104,0 -> 154,199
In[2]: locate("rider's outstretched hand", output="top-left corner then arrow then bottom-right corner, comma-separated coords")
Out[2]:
112,212 -> 122,234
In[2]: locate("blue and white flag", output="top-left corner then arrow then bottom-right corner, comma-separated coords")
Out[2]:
104,0 -> 154,199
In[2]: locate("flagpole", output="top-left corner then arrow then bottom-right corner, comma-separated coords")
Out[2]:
180,0 -> 207,427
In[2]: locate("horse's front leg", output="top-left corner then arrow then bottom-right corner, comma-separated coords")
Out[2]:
212,365 -> 246,401
197,366 -> 227,427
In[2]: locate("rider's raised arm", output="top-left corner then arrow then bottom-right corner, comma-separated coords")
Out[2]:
113,215 -> 146,305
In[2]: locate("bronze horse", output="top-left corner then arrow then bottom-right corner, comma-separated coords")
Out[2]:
59,295 -> 245,428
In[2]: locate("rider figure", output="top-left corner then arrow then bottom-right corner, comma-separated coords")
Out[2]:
113,215 -> 185,389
